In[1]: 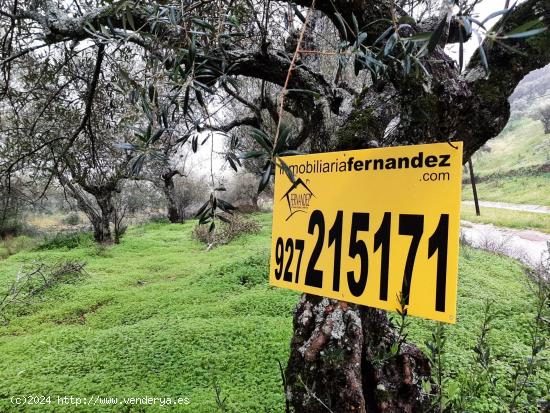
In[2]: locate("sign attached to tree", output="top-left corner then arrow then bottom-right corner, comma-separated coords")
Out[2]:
270,142 -> 463,323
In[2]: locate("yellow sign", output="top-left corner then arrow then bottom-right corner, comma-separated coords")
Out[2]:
270,142 -> 463,323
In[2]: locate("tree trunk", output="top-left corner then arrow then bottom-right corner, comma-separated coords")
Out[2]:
286,123 -> 433,412
542,119 -> 550,135
252,193 -> 259,209
286,296 -> 431,412
162,170 -> 183,224
57,174 -> 114,244
93,191 -> 114,244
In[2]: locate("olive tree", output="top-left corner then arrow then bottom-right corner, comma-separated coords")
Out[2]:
531,103 -> 550,133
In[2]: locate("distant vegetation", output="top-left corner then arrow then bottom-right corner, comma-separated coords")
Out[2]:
509,65 -> 550,122
463,173 -> 550,207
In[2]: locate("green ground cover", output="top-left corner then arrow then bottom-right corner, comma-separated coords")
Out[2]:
462,173 -> 550,207
461,203 -> 550,233
0,214 -> 548,412
0,236 -> 38,259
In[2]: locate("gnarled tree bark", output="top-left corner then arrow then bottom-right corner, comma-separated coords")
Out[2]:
281,2 -> 550,411
286,297 -> 431,412
57,174 -> 116,244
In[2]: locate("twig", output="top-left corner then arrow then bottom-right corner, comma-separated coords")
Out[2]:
389,0 -> 398,30
44,42 -> 106,199
272,0 -> 317,152
297,375 -> 335,413
0,43 -> 50,67
277,360 -> 290,413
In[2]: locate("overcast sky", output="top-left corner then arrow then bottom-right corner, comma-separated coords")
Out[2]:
446,0 -> 527,65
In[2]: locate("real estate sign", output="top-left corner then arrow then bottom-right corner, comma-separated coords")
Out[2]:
269,142 -> 463,323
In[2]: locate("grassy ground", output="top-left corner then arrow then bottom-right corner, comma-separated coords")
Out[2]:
0,214 -> 548,412
461,203 -> 550,233
0,236 -> 38,259
463,173 -> 550,207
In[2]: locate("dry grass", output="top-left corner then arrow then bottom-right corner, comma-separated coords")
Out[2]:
193,214 -> 261,248
27,212 -> 89,232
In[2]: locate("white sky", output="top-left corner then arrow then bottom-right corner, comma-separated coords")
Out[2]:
446,0 -> 526,65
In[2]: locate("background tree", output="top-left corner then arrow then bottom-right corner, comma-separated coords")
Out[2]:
135,139 -> 193,223
1,0 -> 550,411
530,103 -> 550,134
225,172 -> 265,208
50,46 -> 138,243
0,175 -> 26,238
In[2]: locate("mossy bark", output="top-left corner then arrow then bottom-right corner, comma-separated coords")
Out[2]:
286,296 -> 431,412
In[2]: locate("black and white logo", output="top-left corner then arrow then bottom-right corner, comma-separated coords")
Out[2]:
281,178 -> 315,221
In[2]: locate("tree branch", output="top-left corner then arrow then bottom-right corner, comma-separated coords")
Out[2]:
461,0 -> 550,157
206,116 -> 260,133
225,50 -> 341,112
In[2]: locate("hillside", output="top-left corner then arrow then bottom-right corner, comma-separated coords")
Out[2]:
509,64 -> 550,119
463,117 -> 550,206
469,118 -> 549,177
462,63 -> 550,208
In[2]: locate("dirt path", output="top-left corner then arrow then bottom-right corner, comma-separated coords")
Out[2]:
461,221 -> 549,268
463,200 -> 550,214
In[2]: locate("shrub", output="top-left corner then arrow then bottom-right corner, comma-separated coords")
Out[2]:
0,216 -> 24,239
193,214 -> 261,247
237,204 -> 260,214
114,223 -> 127,244
61,212 -> 81,226
90,243 -> 113,257
0,236 -> 38,259
149,214 -> 170,224
35,231 -> 92,251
